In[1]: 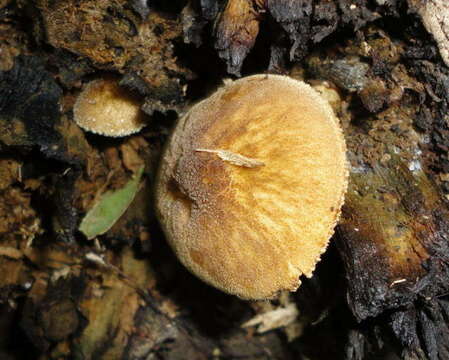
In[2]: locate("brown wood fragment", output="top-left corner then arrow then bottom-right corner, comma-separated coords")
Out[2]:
214,0 -> 261,75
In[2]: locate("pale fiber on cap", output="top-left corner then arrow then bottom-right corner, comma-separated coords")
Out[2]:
156,74 -> 348,300
73,78 -> 145,137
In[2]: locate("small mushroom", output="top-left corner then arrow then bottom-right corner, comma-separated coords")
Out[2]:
73,78 -> 146,137
155,74 -> 348,300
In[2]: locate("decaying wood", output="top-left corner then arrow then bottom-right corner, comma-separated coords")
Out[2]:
33,0 -> 193,115
305,18 -> 449,356
409,0 -> 449,68
339,158 -> 449,359
2,0 -> 449,359
214,0 -> 261,76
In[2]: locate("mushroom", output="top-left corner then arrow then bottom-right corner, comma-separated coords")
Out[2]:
73,78 -> 146,137
155,74 -> 348,300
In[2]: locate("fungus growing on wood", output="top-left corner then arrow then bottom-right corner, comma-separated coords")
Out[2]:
73,78 -> 146,137
155,74 -> 348,299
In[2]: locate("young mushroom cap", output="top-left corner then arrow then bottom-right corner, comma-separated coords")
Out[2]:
156,74 -> 348,300
73,78 -> 146,137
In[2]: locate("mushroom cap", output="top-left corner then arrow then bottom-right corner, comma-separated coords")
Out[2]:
155,74 -> 348,300
73,78 -> 145,137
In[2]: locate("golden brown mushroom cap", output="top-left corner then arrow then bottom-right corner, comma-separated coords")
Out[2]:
155,74 -> 348,300
73,78 -> 145,137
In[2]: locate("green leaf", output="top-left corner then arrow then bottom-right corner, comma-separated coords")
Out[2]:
79,166 -> 144,240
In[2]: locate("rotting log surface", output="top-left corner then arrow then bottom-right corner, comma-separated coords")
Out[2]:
339,157 -> 449,359
340,159 -> 449,320
1,0 -> 449,359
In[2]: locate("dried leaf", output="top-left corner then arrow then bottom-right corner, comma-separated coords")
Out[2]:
79,166 -> 144,240
195,148 -> 265,168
